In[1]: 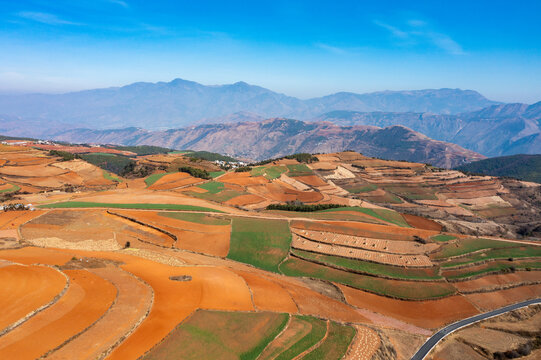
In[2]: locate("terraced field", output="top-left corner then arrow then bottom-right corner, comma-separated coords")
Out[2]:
1,148 -> 540,359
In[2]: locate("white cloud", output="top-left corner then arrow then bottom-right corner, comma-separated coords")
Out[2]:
373,17 -> 464,55
17,11 -> 82,26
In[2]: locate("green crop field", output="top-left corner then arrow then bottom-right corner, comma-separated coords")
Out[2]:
158,212 -> 230,226
443,261 -> 541,280
292,250 -> 442,280
209,171 -> 225,178
432,234 -> 456,242
0,183 -> 20,193
103,170 -> 122,182
432,238 -> 520,260
286,164 -> 313,177
228,218 -> 291,272
142,310 -> 288,360
39,201 -> 223,212
197,181 -> 225,194
279,257 -> 456,300
319,207 -> 410,227
272,316 -> 327,360
264,166 -> 287,180
145,173 -> 171,187
303,322 -> 355,360
441,246 -> 541,267
345,184 -> 377,193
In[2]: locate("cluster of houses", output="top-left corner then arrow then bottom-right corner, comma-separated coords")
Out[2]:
1,139 -> 53,146
0,203 -> 36,211
213,159 -> 248,169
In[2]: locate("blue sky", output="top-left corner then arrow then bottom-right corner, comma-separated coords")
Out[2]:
1,0 -> 540,102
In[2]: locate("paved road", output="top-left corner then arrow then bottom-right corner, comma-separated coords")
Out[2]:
411,298 -> 541,360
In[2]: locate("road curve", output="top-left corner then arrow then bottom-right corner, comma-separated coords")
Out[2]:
411,298 -> 541,360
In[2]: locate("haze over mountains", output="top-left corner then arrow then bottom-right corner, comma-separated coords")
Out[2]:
1,78 -> 540,165
0,78 -> 498,131
52,119 -> 484,168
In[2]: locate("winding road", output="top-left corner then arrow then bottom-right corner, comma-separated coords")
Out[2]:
411,298 -> 541,360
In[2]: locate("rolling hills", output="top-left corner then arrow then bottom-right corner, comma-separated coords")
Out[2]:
456,154 -> 541,183
50,118 -> 485,168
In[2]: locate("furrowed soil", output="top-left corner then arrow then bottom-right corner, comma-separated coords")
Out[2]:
0,269 -> 116,359
0,264 -> 67,332
338,285 -> 479,329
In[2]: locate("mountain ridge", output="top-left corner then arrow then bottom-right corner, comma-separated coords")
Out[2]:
0,78 -> 499,130
50,118 -> 485,168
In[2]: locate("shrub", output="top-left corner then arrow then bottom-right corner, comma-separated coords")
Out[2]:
235,166 -> 252,172
178,166 -> 211,179
49,150 -> 79,161
266,202 -> 342,212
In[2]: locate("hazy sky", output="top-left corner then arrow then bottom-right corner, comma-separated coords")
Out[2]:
1,0 -> 540,103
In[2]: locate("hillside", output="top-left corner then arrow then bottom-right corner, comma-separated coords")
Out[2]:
456,154 -> 541,183
51,118 -> 485,168
316,101 -> 541,157
0,79 -> 497,132
1,143 -> 540,360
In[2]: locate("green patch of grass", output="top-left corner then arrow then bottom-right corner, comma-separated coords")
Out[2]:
209,171 -> 225,178
432,234 -> 457,242
275,316 -> 327,360
103,170 -> 121,183
142,310 -> 288,360
383,185 -> 438,201
444,261 -> 541,280
196,181 -> 225,194
264,166 -> 287,180
286,164 -> 313,177
319,207 -> 410,227
145,173 -> 171,187
158,212 -> 230,226
441,246 -> 541,267
228,218 -> 291,273
39,201 -> 223,212
240,314 -> 289,360
0,184 -> 20,193
433,238 -> 520,260
169,150 -> 192,154
279,257 -> 456,300
292,249 -> 442,280
187,189 -> 245,203
303,322 -> 356,360
346,184 -> 378,193
250,166 -> 266,177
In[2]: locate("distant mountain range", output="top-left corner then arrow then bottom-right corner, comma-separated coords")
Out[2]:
51,119 -> 484,168
456,154 -> 541,183
0,78 -> 498,131
315,102 -> 541,157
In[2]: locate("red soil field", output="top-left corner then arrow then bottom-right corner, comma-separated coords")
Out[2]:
112,210 -> 231,257
35,144 -> 135,156
465,284 -> 541,311
402,214 -> 442,231
453,272 -> 541,293
148,172 -> 201,190
0,210 -> 46,230
220,172 -> 269,186
0,269 -> 116,359
47,265 -> 153,360
277,278 -> 370,324
0,164 -> 68,177
0,247 -> 74,266
294,175 -> 328,187
338,285 -> 479,329
0,264 -> 67,332
106,256 -> 254,360
233,270 -> 298,313
224,193 -> 266,206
